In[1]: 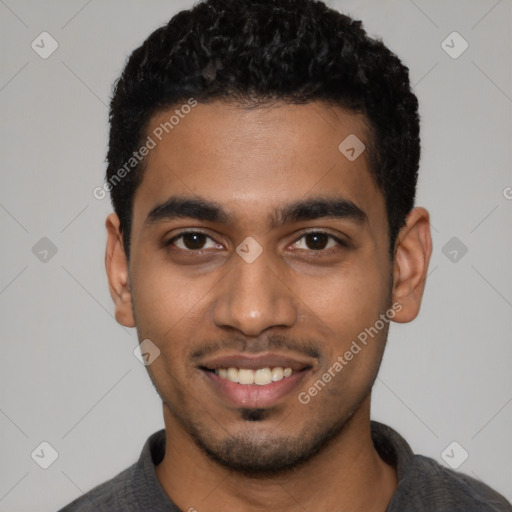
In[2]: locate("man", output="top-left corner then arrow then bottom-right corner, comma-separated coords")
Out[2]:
59,0 -> 511,510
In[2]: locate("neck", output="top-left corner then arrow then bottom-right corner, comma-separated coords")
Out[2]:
155,395 -> 397,512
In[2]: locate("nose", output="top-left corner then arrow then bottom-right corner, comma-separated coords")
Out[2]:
212,250 -> 298,337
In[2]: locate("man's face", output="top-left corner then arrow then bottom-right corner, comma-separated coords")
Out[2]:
123,101 -> 395,473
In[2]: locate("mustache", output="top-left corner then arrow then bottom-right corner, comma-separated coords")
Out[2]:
190,333 -> 321,361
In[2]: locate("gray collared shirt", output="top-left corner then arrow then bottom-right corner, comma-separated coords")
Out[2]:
57,421 -> 512,511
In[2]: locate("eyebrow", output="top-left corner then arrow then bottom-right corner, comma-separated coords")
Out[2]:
144,196 -> 367,228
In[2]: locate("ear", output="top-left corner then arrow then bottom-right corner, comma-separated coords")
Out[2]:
391,207 -> 432,323
105,213 -> 136,328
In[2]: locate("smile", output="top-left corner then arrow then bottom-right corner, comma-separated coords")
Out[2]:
214,366 -> 293,385
198,352 -> 315,408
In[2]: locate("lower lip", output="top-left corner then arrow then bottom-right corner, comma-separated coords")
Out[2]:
203,370 -> 309,408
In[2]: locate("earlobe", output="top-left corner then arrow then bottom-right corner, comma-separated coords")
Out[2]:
391,207 -> 432,323
105,213 -> 136,328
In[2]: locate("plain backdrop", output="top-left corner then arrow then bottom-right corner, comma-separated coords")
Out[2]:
0,1 -> 511,510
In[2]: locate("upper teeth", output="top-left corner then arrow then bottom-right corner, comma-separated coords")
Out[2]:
215,367 -> 293,385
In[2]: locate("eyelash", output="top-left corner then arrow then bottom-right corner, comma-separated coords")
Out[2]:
164,230 -> 349,255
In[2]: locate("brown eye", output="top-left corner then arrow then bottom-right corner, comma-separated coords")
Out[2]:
183,233 -> 207,249
291,232 -> 347,253
304,233 -> 329,250
167,232 -> 219,251
293,231 -> 350,257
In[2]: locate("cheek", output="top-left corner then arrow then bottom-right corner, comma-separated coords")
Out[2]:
130,252 -> 219,338
129,253 -> 229,392
291,258 -> 388,338
290,254 -> 391,398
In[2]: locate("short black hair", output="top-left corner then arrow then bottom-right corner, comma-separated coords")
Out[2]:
106,0 -> 420,260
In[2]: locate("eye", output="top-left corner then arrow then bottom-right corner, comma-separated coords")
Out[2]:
291,232 -> 346,252
167,232 -> 221,251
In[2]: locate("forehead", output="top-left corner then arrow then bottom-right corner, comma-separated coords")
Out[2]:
131,101 -> 385,233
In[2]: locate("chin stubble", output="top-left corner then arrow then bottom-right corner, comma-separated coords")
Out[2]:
165,395 -> 367,478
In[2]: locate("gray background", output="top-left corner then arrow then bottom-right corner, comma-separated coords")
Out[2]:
1,0 -> 511,510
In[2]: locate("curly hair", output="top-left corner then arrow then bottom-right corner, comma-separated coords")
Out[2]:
106,0 -> 420,259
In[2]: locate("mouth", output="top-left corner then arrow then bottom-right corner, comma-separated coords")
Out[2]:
212,366 -> 294,385
198,353 -> 314,408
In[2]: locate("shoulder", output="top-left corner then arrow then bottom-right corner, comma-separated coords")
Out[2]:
370,421 -> 511,511
391,453 -> 512,511
56,429 -> 169,511
56,464 -> 136,511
